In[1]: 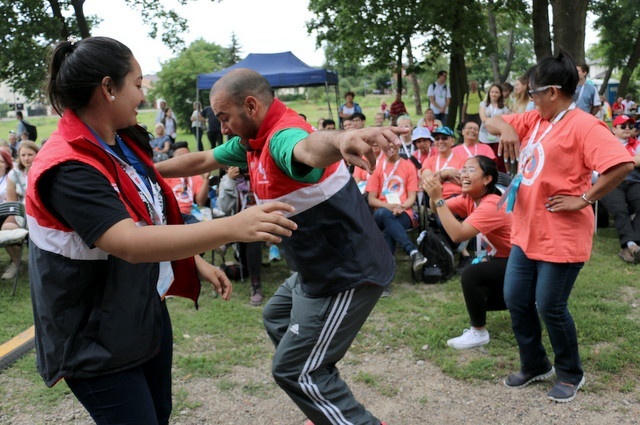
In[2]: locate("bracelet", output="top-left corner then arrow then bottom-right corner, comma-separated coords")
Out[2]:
581,193 -> 595,205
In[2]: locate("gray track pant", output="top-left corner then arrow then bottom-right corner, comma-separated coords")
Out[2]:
263,272 -> 385,425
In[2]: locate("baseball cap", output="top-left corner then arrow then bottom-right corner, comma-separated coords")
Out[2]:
431,126 -> 455,137
411,126 -> 434,142
613,115 -> 635,127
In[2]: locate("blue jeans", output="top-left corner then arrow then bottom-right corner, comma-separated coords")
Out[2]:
504,245 -> 584,384
373,208 -> 416,256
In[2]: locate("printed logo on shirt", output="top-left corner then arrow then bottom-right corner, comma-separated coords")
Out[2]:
521,144 -> 545,186
289,323 -> 300,335
383,176 -> 406,196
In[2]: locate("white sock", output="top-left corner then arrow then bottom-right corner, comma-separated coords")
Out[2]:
409,249 -> 418,257
628,242 -> 638,249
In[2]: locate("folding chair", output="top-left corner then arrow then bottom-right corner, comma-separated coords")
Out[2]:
0,202 -> 29,296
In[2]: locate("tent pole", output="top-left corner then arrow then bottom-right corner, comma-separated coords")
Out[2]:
324,82 -> 333,121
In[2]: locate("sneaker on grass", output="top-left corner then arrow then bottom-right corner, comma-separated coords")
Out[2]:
447,328 -> 490,349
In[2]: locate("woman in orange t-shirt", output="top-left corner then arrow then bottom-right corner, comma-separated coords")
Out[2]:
485,51 -> 633,403
424,156 -> 512,350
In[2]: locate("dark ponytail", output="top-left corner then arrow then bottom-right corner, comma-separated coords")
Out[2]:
46,37 -> 133,115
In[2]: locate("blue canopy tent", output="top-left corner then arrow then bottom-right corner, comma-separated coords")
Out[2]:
196,51 -> 339,120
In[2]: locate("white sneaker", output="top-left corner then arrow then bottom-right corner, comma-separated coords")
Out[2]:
447,328 -> 490,349
1,262 -> 18,280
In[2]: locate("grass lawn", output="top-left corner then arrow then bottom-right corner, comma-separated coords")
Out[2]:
0,96 -> 638,410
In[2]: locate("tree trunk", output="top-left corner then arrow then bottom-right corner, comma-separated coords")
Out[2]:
599,66 -> 614,96
71,0 -> 91,38
406,45 -> 422,117
486,1 -> 500,82
549,0 -> 587,63
618,30 -> 640,96
499,30 -> 515,83
532,0 -> 552,61
448,3 -> 468,132
47,0 -> 70,40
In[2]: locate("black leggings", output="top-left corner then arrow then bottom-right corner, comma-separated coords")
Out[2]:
459,257 -> 508,328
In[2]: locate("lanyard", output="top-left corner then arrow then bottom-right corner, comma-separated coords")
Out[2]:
400,141 -> 414,158
498,103 -> 576,213
85,125 -> 163,224
382,158 -> 401,190
435,152 -> 454,171
518,103 -> 576,173
462,143 -> 478,158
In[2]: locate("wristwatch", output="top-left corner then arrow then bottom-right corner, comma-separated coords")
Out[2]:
435,199 -> 445,208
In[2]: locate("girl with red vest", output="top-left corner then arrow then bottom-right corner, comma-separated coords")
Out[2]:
27,36 -> 296,425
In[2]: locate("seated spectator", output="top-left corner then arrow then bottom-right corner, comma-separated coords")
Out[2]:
150,123 -> 172,162
373,112 -> 386,127
366,143 -> 427,283
162,142 -> 210,224
420,126 -> 465,200
416,108 -> 443,132
599,115 -> 640,263
423,155 -> 512,349
612,96 -> 625,118
217,165 -> 265,306
322,119 -> 336,130
2,140 -> 39,279
350,112 -> 366,129
453,121 -> 497,160
342,118 -> 354,130
316,117 -> 325,130
396,115 -> 414,159
622,94 -> 637,114
411,126 -> 435,166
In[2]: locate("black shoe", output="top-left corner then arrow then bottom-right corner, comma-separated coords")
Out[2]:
504,366 -> 555,388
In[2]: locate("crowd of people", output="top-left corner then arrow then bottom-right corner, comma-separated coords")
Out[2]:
1,34 -> 638,424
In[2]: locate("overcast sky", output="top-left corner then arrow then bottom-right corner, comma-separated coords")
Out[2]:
84,0 -> 600,76
84,0 -> 324,75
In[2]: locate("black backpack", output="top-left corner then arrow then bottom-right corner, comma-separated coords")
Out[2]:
22,120 -> 37,141
412,227 -> 455,284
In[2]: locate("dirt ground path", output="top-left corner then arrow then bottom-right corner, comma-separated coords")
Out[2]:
2,347 -> 639,424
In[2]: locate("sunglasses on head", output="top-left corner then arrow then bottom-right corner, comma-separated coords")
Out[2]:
618,124 -> 635,130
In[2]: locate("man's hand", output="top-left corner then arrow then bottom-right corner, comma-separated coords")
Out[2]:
338,126 -> 409,174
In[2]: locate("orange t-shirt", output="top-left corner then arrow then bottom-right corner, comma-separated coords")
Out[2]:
447,194 -> 512,258
164,175 -> 204,215
421,151 -> 466,199
503,109 -> 633,262
452,142 -> 496,160
366,157 -> 419,219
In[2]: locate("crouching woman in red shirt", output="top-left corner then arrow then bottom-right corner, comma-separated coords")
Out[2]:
424,155 -> 512,350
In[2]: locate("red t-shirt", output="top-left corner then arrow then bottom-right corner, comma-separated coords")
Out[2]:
366,157 -> 419,220
452,142 -> 496,160
502,108 -> 633,262
421,151 -> 466,199
447,194 -> 512,258
164,176 -> 204,215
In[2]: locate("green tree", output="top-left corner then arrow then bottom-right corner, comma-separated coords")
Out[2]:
591,0 -> 640,96
151,39 -> 229,131
0,0 -> 201,101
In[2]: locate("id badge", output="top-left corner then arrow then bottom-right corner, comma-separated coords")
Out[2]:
384,191 -> 401,205
157,261 -> 175,298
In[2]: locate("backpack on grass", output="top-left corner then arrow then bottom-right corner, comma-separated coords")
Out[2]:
22,120 -> 37,141
412,227 -> 455,284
